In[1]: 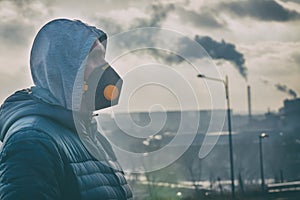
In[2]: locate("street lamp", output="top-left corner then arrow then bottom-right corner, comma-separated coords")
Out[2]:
259,132 -> 268,193
197,74 -> 235,199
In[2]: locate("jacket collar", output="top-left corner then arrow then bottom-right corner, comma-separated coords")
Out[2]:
0,87 -> 93,141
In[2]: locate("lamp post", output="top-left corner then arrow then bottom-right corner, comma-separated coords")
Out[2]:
197,74 -> 235,199
259,132 -> 268,193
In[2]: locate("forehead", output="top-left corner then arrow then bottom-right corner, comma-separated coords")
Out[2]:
91,40 -> 105,51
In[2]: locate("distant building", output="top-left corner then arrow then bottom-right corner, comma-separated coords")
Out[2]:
282,98 -> 300,132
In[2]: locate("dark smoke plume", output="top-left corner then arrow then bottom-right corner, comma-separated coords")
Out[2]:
195,35 -> 247,79
275,83 -> 297,98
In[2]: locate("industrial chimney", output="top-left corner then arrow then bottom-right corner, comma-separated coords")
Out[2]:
247,85 -> 252,123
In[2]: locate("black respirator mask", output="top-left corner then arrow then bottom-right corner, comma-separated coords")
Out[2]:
83,63 -> 123,111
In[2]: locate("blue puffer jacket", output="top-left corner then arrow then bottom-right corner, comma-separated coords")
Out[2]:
0,87 -> 132,200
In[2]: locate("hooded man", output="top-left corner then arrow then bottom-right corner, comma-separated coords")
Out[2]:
0,19 -> 132,200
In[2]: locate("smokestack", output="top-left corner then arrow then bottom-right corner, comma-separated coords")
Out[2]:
247,85 -> 252,123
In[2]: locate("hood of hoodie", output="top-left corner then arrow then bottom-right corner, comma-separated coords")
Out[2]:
0,87 -> 87,142
30,18 -> 107,111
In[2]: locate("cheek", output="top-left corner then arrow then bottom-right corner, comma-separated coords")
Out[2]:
84,59 -> 107,80
84,64 -> 94,80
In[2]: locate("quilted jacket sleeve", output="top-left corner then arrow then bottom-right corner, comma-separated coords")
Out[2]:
0,129 -> 65,200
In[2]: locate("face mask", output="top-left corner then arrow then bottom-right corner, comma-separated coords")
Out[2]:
83,63 -> 123,111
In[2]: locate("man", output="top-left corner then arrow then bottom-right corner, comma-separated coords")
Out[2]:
0,19 -> 132,199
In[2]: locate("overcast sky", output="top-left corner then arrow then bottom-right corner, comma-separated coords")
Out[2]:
0,0 -> 300,114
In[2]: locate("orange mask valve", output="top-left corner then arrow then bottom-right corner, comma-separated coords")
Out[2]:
104,84 -> 119,101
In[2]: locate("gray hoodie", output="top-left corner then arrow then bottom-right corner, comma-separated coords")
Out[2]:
30,18 -> 107,111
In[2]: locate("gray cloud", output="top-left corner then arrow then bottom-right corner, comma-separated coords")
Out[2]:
275,83 -> 297,98
132,3 -> 175,27
220,0 -> 300,22
0,20 -> 34,46
92,3 -> 175,41
131,2 -> 226,30
176,7 -> 226,29
0,0 -> 51,19
0,0 -> 52,46
292,53 -> 300,66
92,17 -> 123,35
101,3 -> 176,51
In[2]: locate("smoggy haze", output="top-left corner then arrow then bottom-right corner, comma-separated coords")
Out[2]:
0,0 -> 300,114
